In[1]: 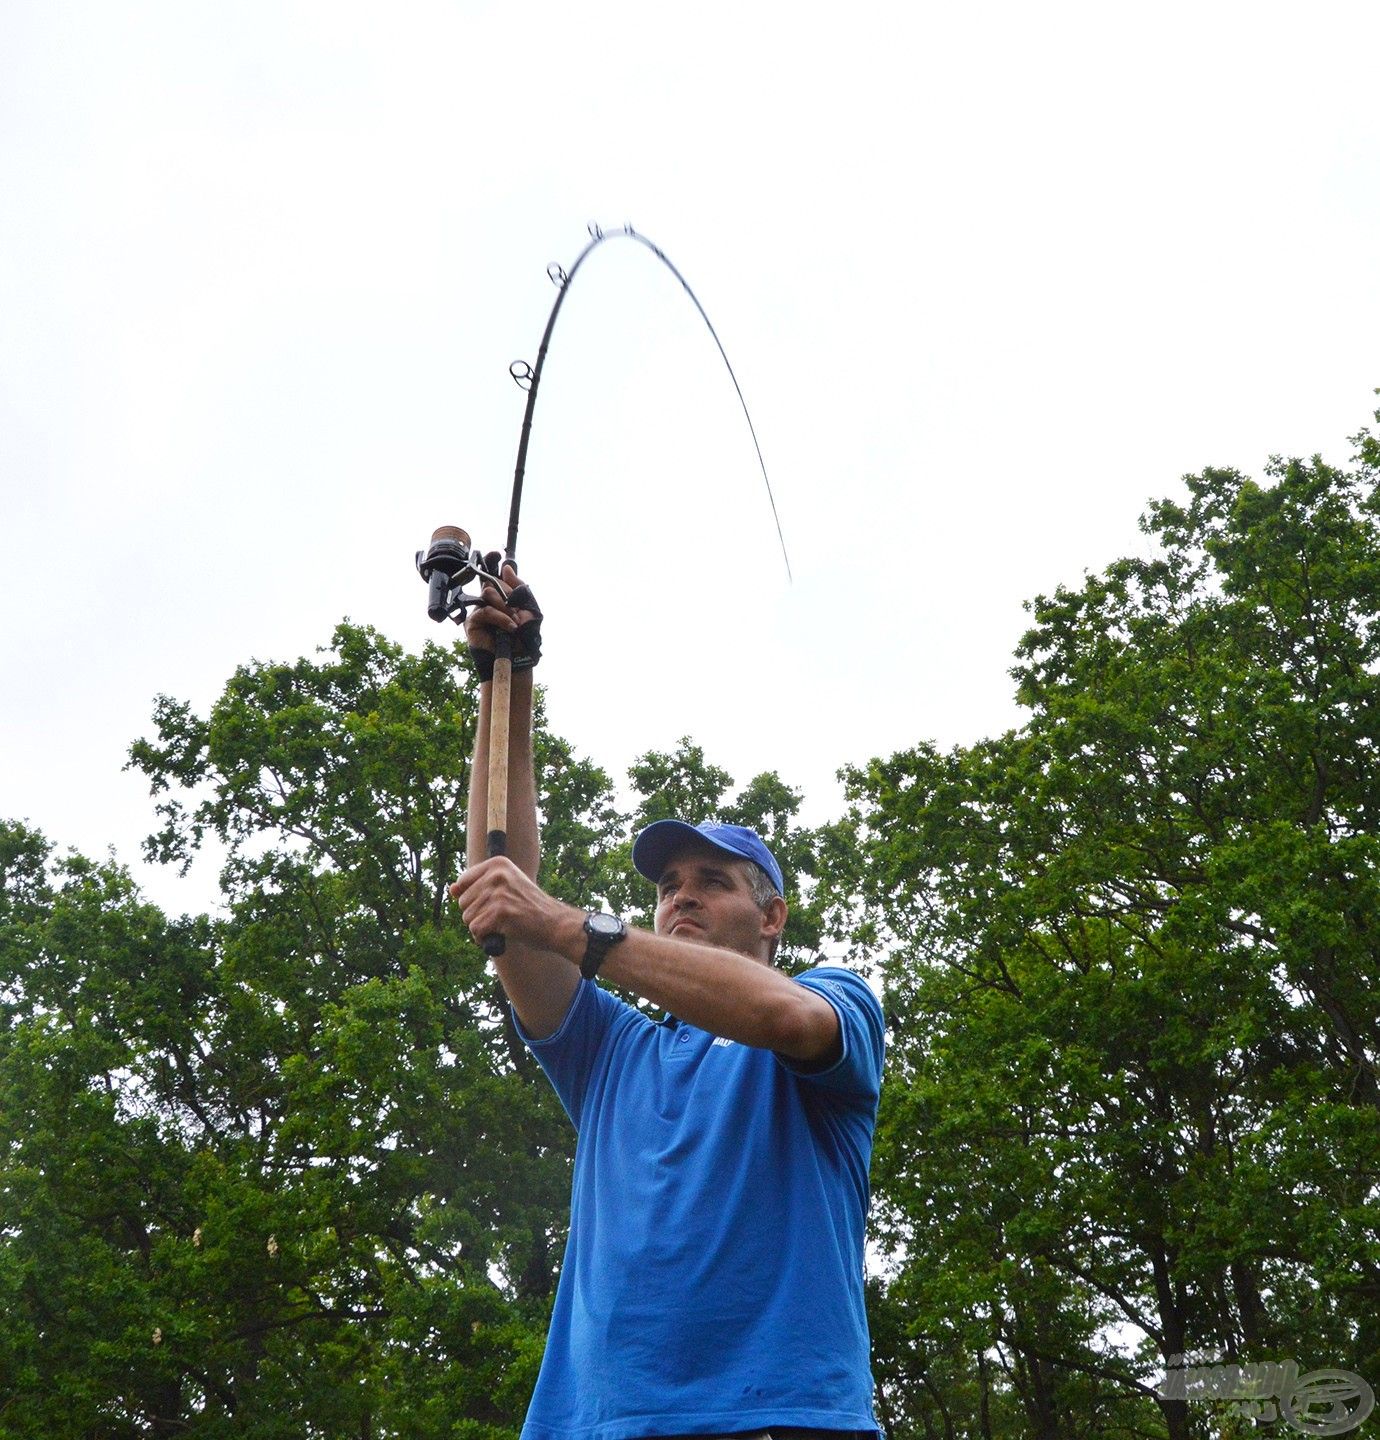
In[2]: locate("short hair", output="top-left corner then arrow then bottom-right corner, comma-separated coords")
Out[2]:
741,859 -> 778,911
737,859 -> 783,962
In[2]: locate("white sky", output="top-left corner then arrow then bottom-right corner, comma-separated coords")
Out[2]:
3,1 -> 1379,919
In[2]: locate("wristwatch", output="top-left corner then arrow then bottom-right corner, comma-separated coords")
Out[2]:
581,911 -> 627,979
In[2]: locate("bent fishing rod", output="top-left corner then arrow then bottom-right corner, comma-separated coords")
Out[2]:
415,223 -> 789,955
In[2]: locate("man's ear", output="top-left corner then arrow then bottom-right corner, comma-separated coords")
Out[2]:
762,895 -> 788,943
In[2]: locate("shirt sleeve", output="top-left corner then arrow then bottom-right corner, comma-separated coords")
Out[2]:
514,978 -> 630,1129
777,965 -> 885,1101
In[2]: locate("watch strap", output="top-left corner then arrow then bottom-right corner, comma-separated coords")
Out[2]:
580,913 -> 626,980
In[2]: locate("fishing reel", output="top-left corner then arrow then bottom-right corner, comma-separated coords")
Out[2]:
415,525 -> 506,624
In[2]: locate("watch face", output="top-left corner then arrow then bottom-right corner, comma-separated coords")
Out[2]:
586,912 -> 623,939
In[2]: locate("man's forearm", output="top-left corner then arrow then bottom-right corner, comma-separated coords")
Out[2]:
535,906 -> 839,1062
463,668 -> 580,1038
467,669 -> 539,879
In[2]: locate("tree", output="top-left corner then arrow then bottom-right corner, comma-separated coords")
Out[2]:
2,625 -> 825,1435
828,407 -> 1380,1439
1,626 -> 614,1434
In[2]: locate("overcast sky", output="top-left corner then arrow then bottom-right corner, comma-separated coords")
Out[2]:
3,2 -> 1379,918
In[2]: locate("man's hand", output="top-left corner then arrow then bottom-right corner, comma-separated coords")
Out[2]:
449,856 -> 580,957
464,560 -> 543,680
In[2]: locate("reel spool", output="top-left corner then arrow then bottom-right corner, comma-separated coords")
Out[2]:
416,525 -> 479,622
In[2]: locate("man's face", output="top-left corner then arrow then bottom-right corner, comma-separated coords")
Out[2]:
653,842 -> 778,964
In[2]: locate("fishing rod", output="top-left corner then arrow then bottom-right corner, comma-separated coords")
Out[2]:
416,223 -> 789,954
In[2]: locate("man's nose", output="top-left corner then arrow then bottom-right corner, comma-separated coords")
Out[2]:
672,888 -> 700,909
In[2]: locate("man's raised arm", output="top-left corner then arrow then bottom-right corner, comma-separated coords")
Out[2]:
452,565 -> 579,1039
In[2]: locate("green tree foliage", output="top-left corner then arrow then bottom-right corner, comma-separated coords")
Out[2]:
9,408 -> 1380,1437
827,414 -> 1380,1438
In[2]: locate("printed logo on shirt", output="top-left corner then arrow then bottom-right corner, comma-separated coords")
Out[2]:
711,1036 -> 735,1048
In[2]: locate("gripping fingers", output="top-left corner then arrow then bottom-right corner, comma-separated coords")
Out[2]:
449,879 -> 501,952
450,859 -> 528,954
465,592 -> 519,681
470,599 -> 518,636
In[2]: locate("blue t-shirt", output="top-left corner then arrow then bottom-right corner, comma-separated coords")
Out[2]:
517,965 -> 885,1440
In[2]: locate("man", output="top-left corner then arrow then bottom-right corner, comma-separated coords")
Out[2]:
449,565 -> 884,1440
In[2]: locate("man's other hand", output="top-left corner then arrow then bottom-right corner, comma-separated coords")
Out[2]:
464,561 -> 543,678
449,856 -> 577,956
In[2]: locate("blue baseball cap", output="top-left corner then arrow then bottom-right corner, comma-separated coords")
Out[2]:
632,820 -> 785,897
